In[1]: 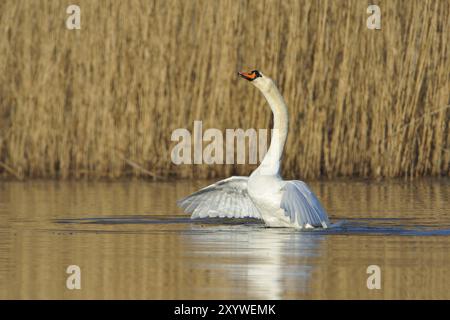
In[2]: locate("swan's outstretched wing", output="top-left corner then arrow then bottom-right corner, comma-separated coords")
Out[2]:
280,181 -> 330,228
177,176 -> 261,219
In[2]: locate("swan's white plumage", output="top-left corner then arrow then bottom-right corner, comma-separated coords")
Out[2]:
177,176 -> 261,219
177,71 -> 330,229
281,181 -> 329,228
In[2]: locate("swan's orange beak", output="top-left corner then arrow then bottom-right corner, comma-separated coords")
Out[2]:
238,71 -> 258,81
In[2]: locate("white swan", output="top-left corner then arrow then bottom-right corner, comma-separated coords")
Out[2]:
178,70 -> 330,229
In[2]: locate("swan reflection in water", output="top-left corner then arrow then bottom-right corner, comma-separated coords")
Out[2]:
183,222 -> 326,299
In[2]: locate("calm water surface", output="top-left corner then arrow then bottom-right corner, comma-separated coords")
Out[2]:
0,179 -> 449,299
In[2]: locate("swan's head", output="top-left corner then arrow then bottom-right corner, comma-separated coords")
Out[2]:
238,70 -> 273,92
238,70 -> 262,81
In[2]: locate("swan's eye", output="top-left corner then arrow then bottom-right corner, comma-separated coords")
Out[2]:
252,70 -> 262,78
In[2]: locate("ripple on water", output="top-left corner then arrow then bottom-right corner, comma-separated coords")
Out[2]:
53,215 -> 450,236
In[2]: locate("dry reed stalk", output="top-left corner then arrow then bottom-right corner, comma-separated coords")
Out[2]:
0,0 -> 448,180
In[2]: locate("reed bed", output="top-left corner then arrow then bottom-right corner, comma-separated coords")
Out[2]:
0,0 -> 448,179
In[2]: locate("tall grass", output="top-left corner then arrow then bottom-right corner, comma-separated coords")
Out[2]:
0,0 -> 448,179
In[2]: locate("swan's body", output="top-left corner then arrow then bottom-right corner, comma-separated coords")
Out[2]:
178,71 -> 329,229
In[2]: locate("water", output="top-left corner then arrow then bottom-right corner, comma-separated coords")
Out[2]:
0,178 -> 449,299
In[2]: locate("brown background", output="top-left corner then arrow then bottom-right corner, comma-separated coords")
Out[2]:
0,0 -> 449,179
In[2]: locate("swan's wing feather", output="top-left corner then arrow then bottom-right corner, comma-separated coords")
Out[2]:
281,180 -> 330,228
177,176 -> 261,219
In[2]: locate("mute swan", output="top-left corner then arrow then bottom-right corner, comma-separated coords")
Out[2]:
177,70 -> 330,229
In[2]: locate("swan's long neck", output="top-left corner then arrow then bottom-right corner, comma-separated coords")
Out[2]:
254,80 -> 289,176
